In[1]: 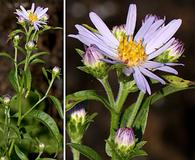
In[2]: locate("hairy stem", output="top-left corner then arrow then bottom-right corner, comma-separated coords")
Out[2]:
99,77 -> 115,108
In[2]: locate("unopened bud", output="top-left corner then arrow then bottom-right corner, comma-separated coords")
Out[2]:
42,14 -> 49,21
3,96 -> 10,105
39,143 -> 45,151
115,128 -> 135,152
112,25 -> 126,41
156,39 -> 184,63
52,66 -> 60,75
83,45 -> 104,67
13,35 -> 20,46
27,41 -> 35,48
18,16 -> 25,24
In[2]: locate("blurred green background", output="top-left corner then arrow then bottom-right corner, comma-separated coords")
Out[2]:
0,0 -> 63,159
67,0 -> 195,160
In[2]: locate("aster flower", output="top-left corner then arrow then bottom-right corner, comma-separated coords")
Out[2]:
15,3 -> 48,30
69,4 -> 183,94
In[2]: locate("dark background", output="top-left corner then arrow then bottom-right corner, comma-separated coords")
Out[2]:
67,0 -> 195,160
0,0 -> 63,159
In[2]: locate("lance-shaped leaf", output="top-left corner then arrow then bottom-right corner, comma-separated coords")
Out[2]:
0,52 -> 13,60
29,110 -> 62,152
67,143 -> 102,160
14,145 -> 29,160
48,96 -> 64,119
66,90 -> 111,112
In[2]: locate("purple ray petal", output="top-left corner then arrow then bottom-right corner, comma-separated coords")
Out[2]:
145,19 -> 182,53
123,67 -> 134,76
31,3 -> 35,12
101,58 -> 120,64
125,4 -> 137,36
155,66 -> 178,74
165,62 -> 184,66
141,60 -> 164,69
147,38 -> 175,60
134,15 -> 156,42
143,19 -> 165,45
89,12 -> 119,47
139,67 -> 166,84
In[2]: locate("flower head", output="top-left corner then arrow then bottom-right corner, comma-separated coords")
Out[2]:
69,4 -> 183,94
15,3 -> 48,30
83,45 -> 104,67
115,128 -> 135,151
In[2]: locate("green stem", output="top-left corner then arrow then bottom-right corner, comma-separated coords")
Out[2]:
17,92 -> 22,126
99,77 -> 115,108
8,139 -> 15,157
35,151 -> 43,160
14,47 -> 20,91
115,82 -> 129,112
21,77 -> 55,119
126,91 -> 145,127
72,147 -> 80,160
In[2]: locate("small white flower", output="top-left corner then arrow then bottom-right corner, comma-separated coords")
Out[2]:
15,3 -> 48,30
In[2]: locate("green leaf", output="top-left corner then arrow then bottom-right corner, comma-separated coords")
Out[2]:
67,143 -> 102,160
29,52 -> 49,62
162,75 -> 190,88
29,110 -> 62,152
133,97 -> 151,134
0,52 -> 13,60
129,150 -> 147,159
66,90 -> 110,112
75,48 -> 85,57
37,158 -> 56,160
48,96 -> 63,119
42,67 -> 51,84
14,145 -> 29,160
31,58 -> 45,64
9,69 -> 19,92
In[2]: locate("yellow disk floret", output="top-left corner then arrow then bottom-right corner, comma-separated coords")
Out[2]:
28,12 -> 38,23
118,36 -> 147,67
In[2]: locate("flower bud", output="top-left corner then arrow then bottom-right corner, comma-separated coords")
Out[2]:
39,143 -> 45,151
13,35 -> 20,46
70,105 -> 86,125
18,16 -> 25,24
26,41 -> 35,50
115,128 -> 135,152
3,96 -> 11,105
41,14 -> 49,21
112,25 -> 126,41
155,39 -> 184,62
52,66 -> 60,75
0,157 -> 6,160
83,45 -> 103,68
